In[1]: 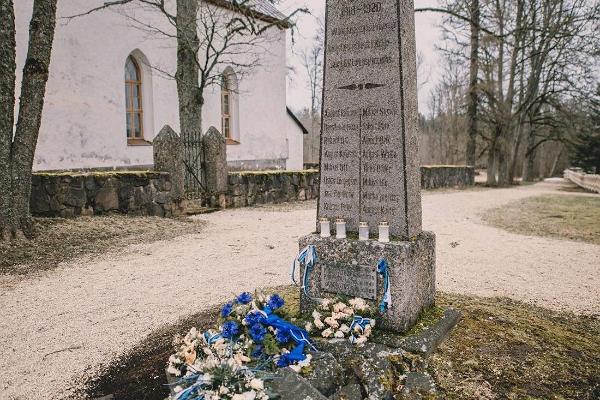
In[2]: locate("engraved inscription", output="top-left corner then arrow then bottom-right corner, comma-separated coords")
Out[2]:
321,262 -> 378,300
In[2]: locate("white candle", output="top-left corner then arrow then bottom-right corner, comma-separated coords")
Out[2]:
359,221 -> 369,241
335,219 -> 346,239
319,218 -> 331,237
378,221 -> 390,243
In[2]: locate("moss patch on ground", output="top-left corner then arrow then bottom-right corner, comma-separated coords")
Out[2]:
0,216 -> 204,276
83,288 -> 600,400
431,292 -> 600,399
482,194 -> 600,245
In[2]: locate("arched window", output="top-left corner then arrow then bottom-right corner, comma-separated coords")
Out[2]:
125,56 -> 143,139
221,68 -> 239,143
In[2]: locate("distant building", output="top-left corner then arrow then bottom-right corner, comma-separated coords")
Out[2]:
14,1 -> 306,172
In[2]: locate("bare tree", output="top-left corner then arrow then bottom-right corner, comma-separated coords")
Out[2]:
297,15 -> 324,165
72,0 -> 306,196
432,0 -> 599,185
0,0 -> 58,239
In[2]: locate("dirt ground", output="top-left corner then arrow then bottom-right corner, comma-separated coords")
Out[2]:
0,178 -> 598,399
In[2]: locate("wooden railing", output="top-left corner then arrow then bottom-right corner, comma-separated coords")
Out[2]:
564,169 -> 600,193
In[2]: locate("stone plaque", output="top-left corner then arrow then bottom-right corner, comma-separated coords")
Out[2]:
317,0 -> 422,239
321,262 -> 377,299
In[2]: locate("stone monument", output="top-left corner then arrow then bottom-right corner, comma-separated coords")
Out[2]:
299,0 -> 435,332
202,126 -> 228,208
153,124 -> 184,201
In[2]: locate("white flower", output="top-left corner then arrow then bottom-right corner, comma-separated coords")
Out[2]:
332,312 -> 349,321
324,316 -> 340,329
250,378 -> 264,390
342,307 -> 354,316
318,299 -> 333,310
349,298 -> 368,311
219,385 -> 230,394
314,319 -> 325,329
234,352 -> 251,365
334,330 -> 345,338
232,391 -> 256,400
166,365 -> 181,376
169,355 -> 182,364
289,364 -> 302,372
339,324 -> 350,333
354,336 -> 368,346
321,328 -> 334,338
364,326 -> 372,337
305,322 -> 313,332
333,302 -> 347,313
312,310 -> 322,320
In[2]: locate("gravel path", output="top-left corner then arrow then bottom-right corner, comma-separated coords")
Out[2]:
1,179 -> 599,399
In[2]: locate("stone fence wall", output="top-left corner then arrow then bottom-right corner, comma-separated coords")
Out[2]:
225,170 -> 319,208
30,166 -> 474,217
30,171 -> 178,218
421,165 -> 475,189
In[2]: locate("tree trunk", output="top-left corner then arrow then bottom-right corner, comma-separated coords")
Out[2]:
523,124 -> 537,182
465,0 -> 480,167
486,139 -> 498,186
0,0 -> 16,239
176,0 -> 204,198
8,0 -> 57,238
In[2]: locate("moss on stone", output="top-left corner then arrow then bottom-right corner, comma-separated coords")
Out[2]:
33,170 -> 163,178
230,169 -> 318,177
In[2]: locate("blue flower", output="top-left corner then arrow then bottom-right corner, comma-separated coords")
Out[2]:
249,323 -> 267,342
221,302 -> 234,318
267,294 -> 285,310
236,292 -> 253,304
251,344 -> 264,358
244,311 -> 264,326
275,330 -> 290,344
221,321 -> 240,339
276,353 -> 292,368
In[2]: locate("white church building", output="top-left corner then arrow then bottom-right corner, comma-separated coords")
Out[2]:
14,1 -> 307,172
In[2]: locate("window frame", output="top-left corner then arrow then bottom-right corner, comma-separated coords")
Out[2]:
125,56 -> 144,142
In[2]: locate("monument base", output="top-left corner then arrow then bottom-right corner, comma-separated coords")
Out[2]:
299,232 -> 436,333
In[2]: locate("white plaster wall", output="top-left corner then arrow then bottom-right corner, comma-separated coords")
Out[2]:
285,115 -> 305,170
14,1 -> 302,171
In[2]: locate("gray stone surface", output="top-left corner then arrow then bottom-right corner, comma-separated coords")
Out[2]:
318,0 -> 421,239
304,352 -> 345,396
401,308 -> 462,356
30,172 -> 176,217
202,127 -> 228,201
267,368 -> 329,400
153,125 -> 185,201
403,371 -> 436,397
321,262 -> 377,300
299,233 -> 436,332
331,384 -> 363,400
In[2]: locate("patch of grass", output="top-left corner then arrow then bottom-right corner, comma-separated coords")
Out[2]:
82,288 -> 600,400
0,216 -> 204,276
431,292 -> 600,400
483,194 -> 600,244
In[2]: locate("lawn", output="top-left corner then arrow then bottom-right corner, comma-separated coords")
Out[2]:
82,288 -> 600,400
483,194 -> 600,245
0,215 -> 204,276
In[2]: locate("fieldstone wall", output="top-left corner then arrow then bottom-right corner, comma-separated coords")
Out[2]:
30,171 -> 178,218
421,165 -> 475,189
225,170 -> 319,208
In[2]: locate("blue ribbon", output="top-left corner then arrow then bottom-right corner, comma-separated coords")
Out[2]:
291,245 -> 318,300
203,331 -> 223,345
262,305 -> 317,354
349,315 -> 371,342
171,373 -> 213,400
377,259 -> 391,313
